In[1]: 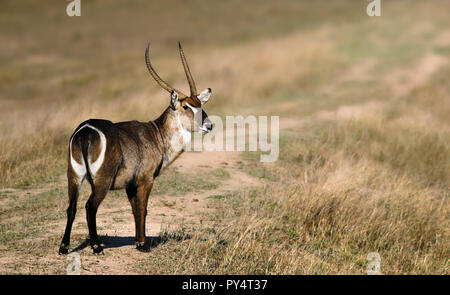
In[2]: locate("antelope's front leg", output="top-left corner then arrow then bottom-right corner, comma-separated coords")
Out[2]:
127,181 -> 153,252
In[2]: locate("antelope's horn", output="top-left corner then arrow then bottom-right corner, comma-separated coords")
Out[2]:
178,42 -> 197,97
145,43 -> 186,97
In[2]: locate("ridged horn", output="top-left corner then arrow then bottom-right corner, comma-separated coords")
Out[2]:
145,43 -> 186,97
178,42 -> 197,97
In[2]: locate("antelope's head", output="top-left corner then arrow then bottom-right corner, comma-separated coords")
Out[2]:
145,43 -> 213,133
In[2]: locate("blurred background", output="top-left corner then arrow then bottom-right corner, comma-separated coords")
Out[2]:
0,0 -> 449,274
1,0 -> 449,187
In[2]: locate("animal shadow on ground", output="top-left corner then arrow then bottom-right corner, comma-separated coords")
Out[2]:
70,232 -> 192,253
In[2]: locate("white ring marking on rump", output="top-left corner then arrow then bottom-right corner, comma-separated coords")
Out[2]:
87,125 -> 107,176
70,125 -> 88,177
69,123 -> 107,178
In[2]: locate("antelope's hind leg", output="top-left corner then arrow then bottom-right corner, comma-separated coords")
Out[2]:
59,173 -> 83,255
85,181 -> 110,255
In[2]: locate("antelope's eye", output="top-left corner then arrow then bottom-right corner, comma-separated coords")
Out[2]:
183,105 -> 189,110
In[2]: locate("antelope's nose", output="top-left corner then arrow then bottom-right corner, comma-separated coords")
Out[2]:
204,119 -> 213,132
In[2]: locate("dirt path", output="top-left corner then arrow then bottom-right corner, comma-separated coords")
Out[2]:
0,145 -> 267,274
386,54 -> 447,98
63,151 -> 265,274
279,52 -> 448,129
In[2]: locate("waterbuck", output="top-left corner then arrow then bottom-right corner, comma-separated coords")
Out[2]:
59,43 -> 213,254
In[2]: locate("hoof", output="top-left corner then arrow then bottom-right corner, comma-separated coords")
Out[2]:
136,242 -> 151,253
59,244 -> 69,255
91,244 -> 104,255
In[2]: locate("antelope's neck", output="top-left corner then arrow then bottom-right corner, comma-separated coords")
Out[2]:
153,107 -> 191,167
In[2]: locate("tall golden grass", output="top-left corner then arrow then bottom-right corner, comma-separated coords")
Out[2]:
137,77 -> 449,273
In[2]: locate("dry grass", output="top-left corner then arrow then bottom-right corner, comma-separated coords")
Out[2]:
0,0 -> 449,274
135,72 -> 450,273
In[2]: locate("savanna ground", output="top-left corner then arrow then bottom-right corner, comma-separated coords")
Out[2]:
0,0 -> 449,274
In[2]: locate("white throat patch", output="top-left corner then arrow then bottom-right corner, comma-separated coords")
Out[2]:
176,112 -> 192,145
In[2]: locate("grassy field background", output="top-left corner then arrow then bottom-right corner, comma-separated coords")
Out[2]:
0,0 -> 449,274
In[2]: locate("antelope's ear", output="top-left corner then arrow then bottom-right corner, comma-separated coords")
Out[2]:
170,91 -> 179,109
198,88 -> 212,104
